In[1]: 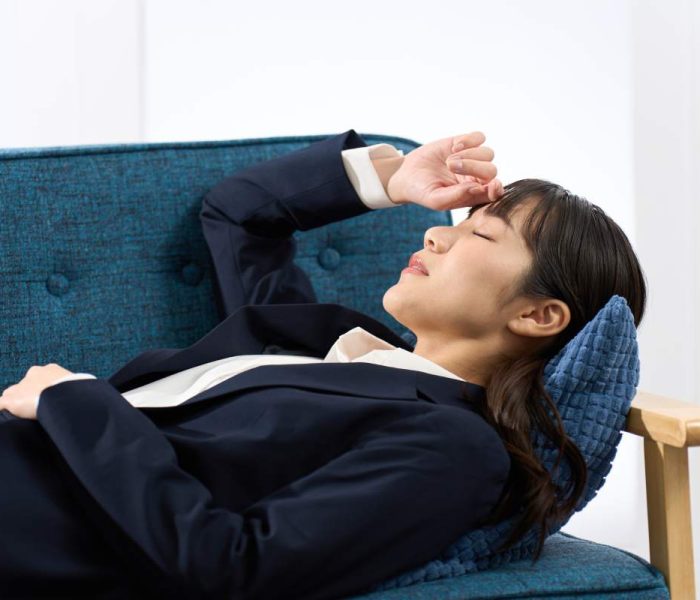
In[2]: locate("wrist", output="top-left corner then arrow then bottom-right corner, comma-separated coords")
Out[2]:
371,155 -> 406,204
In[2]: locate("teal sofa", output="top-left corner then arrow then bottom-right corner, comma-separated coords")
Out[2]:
0,132 -> 676,598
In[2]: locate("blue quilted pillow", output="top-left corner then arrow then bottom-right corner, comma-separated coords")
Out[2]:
365,293 -> 640,591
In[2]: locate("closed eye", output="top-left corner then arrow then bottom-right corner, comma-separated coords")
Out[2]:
473,232 -> 493,241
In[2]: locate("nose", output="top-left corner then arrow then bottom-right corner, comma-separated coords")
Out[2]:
423,226 -> 451,252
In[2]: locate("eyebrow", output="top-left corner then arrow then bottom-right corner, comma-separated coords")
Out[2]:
465,203 -> 515,232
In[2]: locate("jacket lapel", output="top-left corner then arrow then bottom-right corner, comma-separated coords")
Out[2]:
107,302 -> 413,392
171,363 -> 487,411
106,301 -> 484,413
172,361 -> 420,408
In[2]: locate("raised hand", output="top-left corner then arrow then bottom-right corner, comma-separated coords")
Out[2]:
386,131 -> 504,211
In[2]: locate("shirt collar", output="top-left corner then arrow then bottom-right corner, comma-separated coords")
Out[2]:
324,326 -> 471,383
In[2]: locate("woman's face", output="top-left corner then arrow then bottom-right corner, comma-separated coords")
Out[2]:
382,199 -> 536,348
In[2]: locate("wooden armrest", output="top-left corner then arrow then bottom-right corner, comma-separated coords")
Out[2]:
625,389 -> 700,447
622,389 -> 699,599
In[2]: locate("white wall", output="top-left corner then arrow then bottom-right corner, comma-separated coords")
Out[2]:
0,0 -> 143,148
143,0 -> 635,237
632,0 -> 700,593
1,0 -> 697,595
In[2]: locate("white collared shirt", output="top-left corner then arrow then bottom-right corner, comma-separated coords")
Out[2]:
38,143 -> 432,409
43,326 -> 465,410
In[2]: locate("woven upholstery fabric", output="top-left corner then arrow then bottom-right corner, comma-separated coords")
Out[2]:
0,133 -> 431,392
348,532 -> 669,599
0,135 -> 666,598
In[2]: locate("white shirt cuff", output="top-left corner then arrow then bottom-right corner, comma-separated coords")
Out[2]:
35,372 -> 97,411
341,143 -> 404,209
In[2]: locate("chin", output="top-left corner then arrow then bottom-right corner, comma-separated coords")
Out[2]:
382,286 -> 413,329
381,287 -> 397,317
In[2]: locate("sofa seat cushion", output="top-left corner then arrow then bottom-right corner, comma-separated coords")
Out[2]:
347,532 -> 669,599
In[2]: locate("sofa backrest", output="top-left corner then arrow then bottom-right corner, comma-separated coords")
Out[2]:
0,133 -> 451,389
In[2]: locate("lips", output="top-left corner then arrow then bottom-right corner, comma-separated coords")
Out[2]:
407,253 -> 429,275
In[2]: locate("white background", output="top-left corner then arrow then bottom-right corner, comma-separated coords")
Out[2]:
1,0 -> 698,595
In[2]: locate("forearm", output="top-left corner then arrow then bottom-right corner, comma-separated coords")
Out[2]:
203,129 -> 372,235
34,377 -> 505,600
37,377 -> 245,598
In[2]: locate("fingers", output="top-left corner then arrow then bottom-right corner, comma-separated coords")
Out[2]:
466,179 -> 503,201
448,145 -> 494,162
447,133 -> 496,181
451,131 -> 486,152
427,181 -> 489,210
427,177 -> 505,211
487,178 -> 504,201
1,384 -> 17,397
447,158 -> 497,181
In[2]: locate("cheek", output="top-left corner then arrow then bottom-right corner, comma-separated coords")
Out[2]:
439,255 -> 519,313
444,255 -> 500,290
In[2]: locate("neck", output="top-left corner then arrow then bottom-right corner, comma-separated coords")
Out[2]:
411,335 -> 502,388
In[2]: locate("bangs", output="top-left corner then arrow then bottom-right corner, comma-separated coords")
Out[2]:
467,179 -> 562,252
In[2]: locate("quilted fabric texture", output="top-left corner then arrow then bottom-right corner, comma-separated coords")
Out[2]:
362,293 -> 640,592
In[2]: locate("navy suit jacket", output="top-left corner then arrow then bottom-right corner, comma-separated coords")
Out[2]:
3,130 -> 510,600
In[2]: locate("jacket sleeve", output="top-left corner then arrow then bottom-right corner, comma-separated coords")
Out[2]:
200,129 -> 379,320
37,377 -> 510,600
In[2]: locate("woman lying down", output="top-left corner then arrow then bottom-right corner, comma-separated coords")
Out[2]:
0,129 -> 646,599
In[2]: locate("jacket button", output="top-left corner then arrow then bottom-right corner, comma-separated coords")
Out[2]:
182,262 -> 203,285
317,247 -> 340,270
46,273 -> 70,296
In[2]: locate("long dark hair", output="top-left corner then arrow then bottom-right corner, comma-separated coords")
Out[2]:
463,178 -> 647,561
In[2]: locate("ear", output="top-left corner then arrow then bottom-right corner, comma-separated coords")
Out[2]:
506,299 -> 571,338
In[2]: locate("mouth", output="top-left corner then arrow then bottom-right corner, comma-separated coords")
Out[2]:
404,253 -> 429,276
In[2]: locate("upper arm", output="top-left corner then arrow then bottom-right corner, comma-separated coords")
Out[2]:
199,129 -> 372,320
199,177 -> 319,320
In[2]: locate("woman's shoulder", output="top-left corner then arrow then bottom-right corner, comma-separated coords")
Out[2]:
429,404 -> 511,482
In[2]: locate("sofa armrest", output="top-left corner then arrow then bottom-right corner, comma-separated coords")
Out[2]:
623,389 -> 699,599
626,390 -> 700,447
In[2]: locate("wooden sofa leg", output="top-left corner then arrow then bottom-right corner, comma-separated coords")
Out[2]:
644,438 -> 696,599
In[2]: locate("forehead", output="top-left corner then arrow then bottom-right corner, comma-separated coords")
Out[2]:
464,202 -> 516,232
